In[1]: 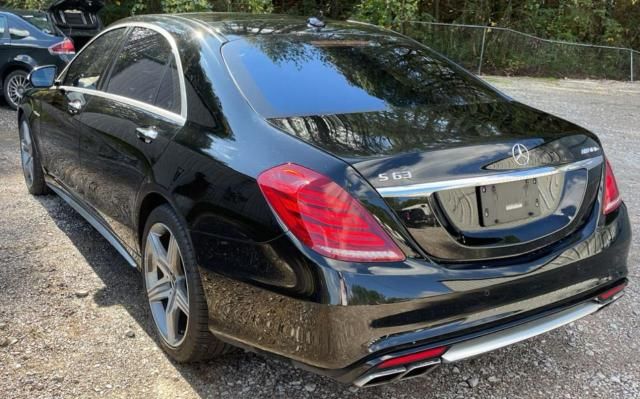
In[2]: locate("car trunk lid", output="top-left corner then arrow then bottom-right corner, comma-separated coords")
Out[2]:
269,101 -> 604,262
47,0 -> 103,48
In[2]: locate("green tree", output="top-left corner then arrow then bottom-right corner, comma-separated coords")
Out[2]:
352,0 -> 421,27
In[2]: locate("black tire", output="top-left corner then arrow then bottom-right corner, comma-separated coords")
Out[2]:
141,204 -> 231,362
4,70 -> 30,110
19,117 -> 48,195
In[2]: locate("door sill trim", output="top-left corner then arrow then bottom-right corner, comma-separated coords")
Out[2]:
46,183 -> 138,269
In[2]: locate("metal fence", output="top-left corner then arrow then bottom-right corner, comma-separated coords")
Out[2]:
396,21 -> 639,81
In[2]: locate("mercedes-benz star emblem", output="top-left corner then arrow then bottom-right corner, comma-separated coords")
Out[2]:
512,143 -> 530,166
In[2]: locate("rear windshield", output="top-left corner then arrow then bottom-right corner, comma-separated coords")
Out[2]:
222,35 -> 502,118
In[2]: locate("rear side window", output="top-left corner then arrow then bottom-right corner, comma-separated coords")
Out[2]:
63,28 -> 126,89
8,17 -> 34,40
153,58 -> 181,113
0,16 -> 6,36
20,14 -> 55,35
105,27 -> 181,113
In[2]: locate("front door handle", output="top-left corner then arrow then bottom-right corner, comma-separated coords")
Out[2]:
136,126 -> 159,143
68,99 -> 83,114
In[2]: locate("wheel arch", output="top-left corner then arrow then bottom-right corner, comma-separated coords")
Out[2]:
137,191 -> 172,250
1,60 -> 33,86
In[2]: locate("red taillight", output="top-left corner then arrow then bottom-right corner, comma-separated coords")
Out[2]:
377,346 -> 448,369
257,164 -> 405,263
597,282 -> 627,301
603,158 -> 622,215
48,38 -> 75,55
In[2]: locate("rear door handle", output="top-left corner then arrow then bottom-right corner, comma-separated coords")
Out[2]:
136,126 -> 159,143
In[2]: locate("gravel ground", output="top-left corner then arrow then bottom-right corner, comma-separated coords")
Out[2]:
0,78 -> 638,399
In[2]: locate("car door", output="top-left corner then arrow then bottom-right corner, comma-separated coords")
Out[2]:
37,27 -> 126,193
0,15 -> 9,82
6,13 -> 45,53
76,26 -> 185,251
0,15 -> 8,47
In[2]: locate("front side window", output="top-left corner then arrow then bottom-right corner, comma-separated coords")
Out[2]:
105,27 -> 181,112
63,28 -> 126,89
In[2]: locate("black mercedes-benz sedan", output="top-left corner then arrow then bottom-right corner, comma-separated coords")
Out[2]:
18,13 -> 630,388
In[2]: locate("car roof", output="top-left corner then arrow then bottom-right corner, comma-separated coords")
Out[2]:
0,8 -> 48,17
113,13 -> 398,45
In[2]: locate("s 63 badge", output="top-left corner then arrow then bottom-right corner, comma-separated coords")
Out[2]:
378,170 -> 412,182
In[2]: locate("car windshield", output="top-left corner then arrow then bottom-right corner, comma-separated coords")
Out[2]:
222,34 -> 503,118
19,13 -> 55,34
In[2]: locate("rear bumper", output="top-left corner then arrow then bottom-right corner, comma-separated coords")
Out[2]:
196,203 -> 630,384
352,284 -> 625,387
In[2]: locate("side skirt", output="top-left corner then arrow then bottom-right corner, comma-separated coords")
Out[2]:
46,180 -> 139,269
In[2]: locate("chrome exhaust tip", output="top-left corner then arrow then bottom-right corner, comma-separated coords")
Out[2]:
353,359 -> 440,388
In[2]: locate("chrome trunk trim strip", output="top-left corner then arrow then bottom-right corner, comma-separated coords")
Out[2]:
377,156 -> 603,198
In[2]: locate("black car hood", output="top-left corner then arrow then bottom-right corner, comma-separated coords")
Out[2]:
48,0 -> 103,12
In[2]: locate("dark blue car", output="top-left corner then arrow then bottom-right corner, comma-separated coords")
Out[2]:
1,1 -> 103,109
0,9 -> 75,109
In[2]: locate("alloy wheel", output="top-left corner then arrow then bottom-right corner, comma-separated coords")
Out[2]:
20,121 -> 34,187
6,73 -> 30,108
144,223 -> 190,347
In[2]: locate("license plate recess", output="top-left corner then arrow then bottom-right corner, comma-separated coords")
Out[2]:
479,179 -> 540,227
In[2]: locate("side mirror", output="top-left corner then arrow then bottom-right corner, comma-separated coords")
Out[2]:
28,66 -> 58,88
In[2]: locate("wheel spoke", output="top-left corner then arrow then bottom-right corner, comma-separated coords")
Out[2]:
148,232 -> 167,260
147,278 -> 172,303
21,126 -> 31,147
165,290 -> 179,342
166,235 -> 181,276
21,141 -> 31,154
148,233 -> 172,277
174,281 -> 189,317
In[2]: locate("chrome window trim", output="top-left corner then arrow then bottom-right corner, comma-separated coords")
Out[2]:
376,155 -> 603,198
56,21 -> 188,123
57,85 -> 186,124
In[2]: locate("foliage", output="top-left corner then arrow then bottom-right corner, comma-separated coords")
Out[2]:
351,0 -> 421,27
2,0 -> 49,10
3,0 -> 636,51
418,0 -> 639,50
2,0 -> 637,80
